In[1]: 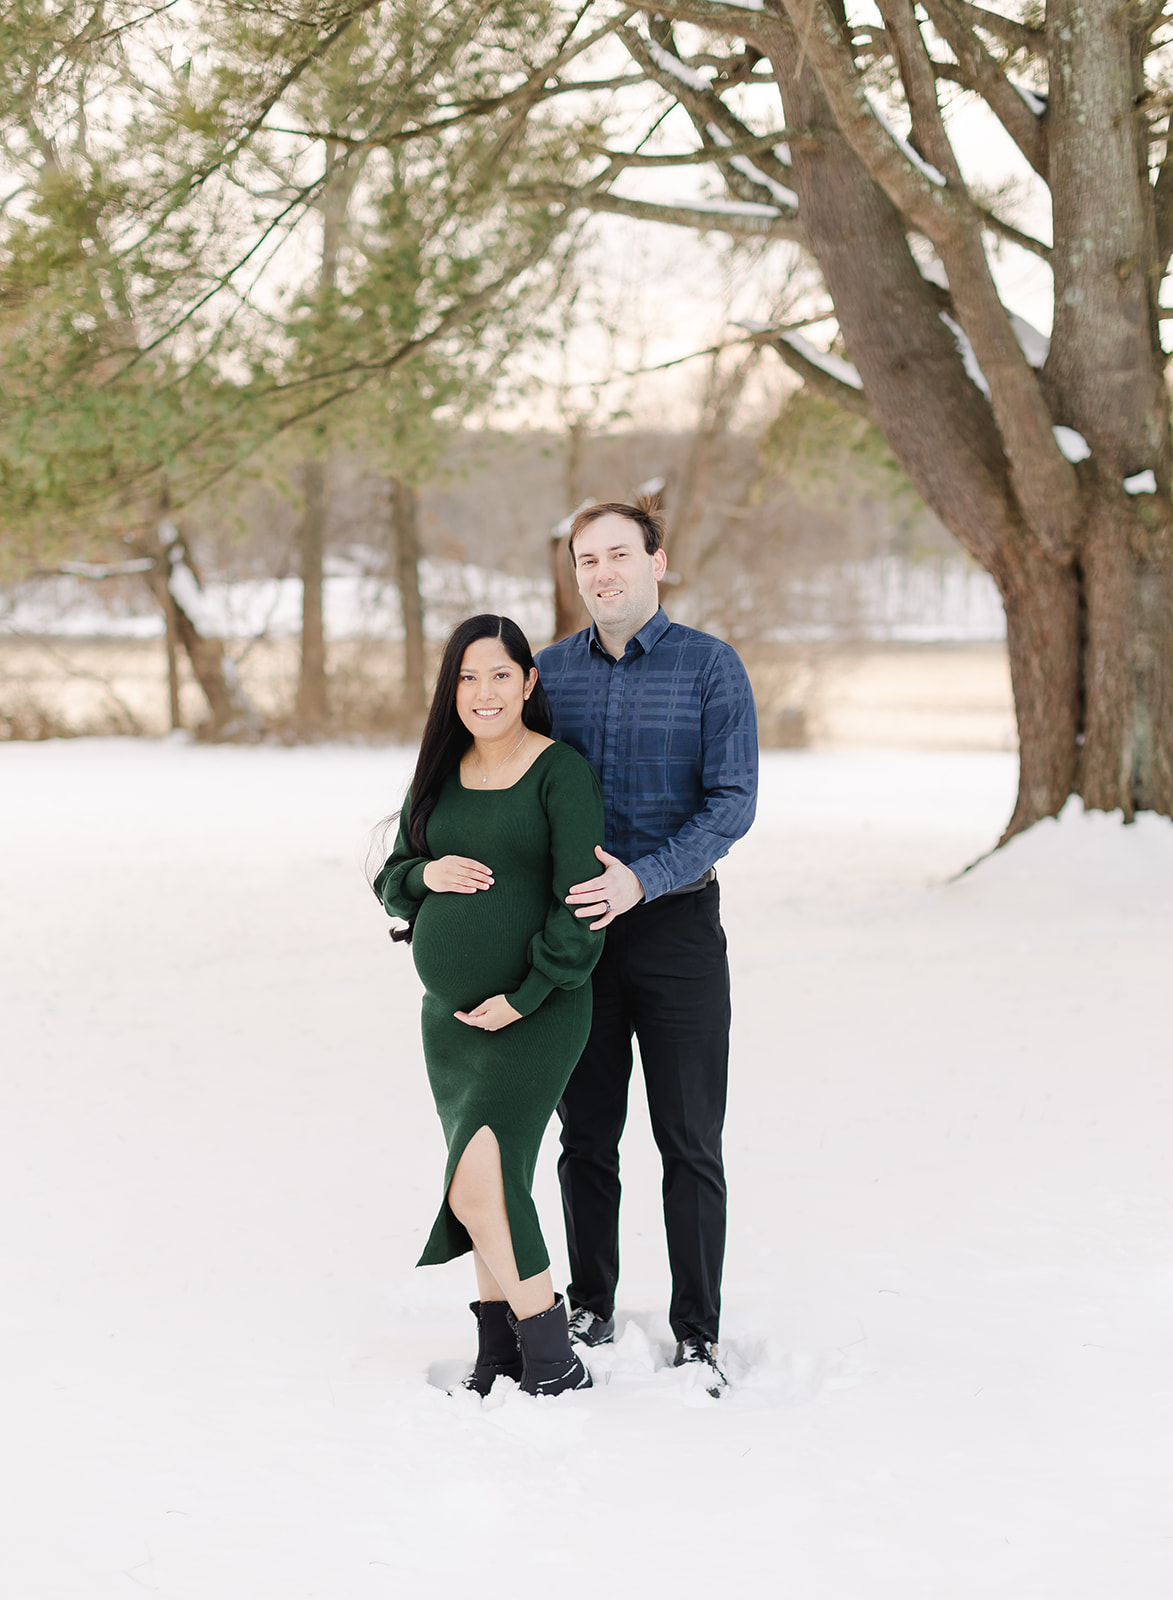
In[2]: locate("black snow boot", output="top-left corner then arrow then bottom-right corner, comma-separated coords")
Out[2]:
509,1294 -> 593,1397
460,1300 -> 523,1396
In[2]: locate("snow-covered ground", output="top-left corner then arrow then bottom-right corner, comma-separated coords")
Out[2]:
2,741 -> 1171,1598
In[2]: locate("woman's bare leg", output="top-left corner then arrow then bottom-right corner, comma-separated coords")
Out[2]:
472,1249 -> 506,1303
448,1126 -> 555,1321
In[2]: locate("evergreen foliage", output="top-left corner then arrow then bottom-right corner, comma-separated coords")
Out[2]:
0,1 -> 597,569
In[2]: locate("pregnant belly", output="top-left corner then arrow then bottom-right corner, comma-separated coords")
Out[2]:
412,887 -> 544,1007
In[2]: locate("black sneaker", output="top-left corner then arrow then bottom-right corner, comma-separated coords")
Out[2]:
673,1337 -> 727,1397
566,1306 -> 615,1347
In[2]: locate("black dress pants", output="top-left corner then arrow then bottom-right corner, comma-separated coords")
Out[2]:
556,880 -> 730,1345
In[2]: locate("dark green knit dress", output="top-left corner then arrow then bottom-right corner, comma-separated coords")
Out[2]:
374,741 -> 604,1281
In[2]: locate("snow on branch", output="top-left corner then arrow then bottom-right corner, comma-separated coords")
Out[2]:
576,189 -> 804,242
166,546 -> 218,637
868,98 -> 947,186
777,330 -> 863,390
670,194 -> 784,216
930,289 -> 1049,374
59,558 -> 157,579
1011,81 -> 1046,117
941,306 -> 1051,393
646,38 -> 712,92
940,313 -> 990,397
1124,469 -> 1157,495
747,324 -> 870,418
1052,426 -> 1091,463
706,123 -> 798,207
1009,314 -> 1049,369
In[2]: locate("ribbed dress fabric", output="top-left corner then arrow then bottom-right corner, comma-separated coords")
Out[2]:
375,741 -> 604,1280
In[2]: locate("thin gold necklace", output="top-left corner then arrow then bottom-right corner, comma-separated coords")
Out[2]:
472,727 -> 528,784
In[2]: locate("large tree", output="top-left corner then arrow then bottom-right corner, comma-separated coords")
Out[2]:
566,0 -> 1173,837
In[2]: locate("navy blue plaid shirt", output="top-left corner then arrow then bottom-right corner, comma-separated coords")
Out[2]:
537,607 -> 758,903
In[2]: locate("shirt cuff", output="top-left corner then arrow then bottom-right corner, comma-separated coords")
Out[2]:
505,969 -> 555,1018
626,855 -> 667,904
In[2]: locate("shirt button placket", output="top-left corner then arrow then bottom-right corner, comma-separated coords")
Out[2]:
602,656 -> 625,849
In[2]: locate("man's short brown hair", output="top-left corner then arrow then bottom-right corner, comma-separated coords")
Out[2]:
568,497 -> 665,559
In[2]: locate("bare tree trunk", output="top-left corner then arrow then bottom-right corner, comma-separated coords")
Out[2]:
162,574 -> 182,732
389,476 -> 426,722
138,522 -> 262,739
551,533 -> 587,642
991,500 -> 1173,837
551,422 -> 590,641
291,147 -> 355,739
295,456 -> 328,734
994,542 -> 1081,840
141,487 -> 183,731
1077,500 -> 1173,818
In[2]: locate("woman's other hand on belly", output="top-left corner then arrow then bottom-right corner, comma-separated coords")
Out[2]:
422,856 -> 495,893
455,995 -> 521,1032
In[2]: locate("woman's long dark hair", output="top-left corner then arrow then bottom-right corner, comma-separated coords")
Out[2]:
406,614 -> 553,854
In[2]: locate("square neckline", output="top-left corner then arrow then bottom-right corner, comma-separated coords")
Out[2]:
456,739 -> 558,792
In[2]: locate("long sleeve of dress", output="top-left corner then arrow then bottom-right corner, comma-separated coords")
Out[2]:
372,794 -> 432,922
505,747 -> 606,1018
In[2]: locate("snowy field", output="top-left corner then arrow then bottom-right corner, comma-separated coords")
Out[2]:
2,739 -> 1171,1598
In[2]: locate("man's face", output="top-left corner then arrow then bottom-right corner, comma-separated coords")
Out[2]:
572,513 -> 667,638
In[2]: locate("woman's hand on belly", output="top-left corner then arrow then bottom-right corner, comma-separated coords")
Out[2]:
422,855 -> 494,893
454,994 -> 521,1033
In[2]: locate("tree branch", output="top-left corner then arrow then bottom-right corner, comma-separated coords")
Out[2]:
525,183 -> 806,243
187,0 -> 386,197
755,330 -> 874,419
876,0 -> 963,187
773,0 -> 955,239
69,0 -> 182,51
1155,143 -> 1173,273
920,0 -> 1047,178
628,0 -> 772,36
583,131 -> 801,169
261,74 -> 648,152
620,22 -> 798,214
938,0 -> 1047,58
775,0 -> 1079,557
976,201 -> 1051,262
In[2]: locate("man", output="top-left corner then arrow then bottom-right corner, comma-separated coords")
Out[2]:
537,499 -> 758,1393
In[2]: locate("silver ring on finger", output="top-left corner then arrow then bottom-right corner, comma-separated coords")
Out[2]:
603,899 -> 611,914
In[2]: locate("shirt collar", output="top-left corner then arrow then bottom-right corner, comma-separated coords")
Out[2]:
588,605 -> 670,661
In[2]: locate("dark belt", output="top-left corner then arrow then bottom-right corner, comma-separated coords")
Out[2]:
662,867 -> 716,896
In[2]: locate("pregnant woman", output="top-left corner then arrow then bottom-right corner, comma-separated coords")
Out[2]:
374,614 -> 604,1398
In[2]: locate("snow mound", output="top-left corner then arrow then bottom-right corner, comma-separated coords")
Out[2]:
951,801 -> 1173,915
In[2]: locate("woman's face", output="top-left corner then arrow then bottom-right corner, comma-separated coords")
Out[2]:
455,636 -> 537,743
